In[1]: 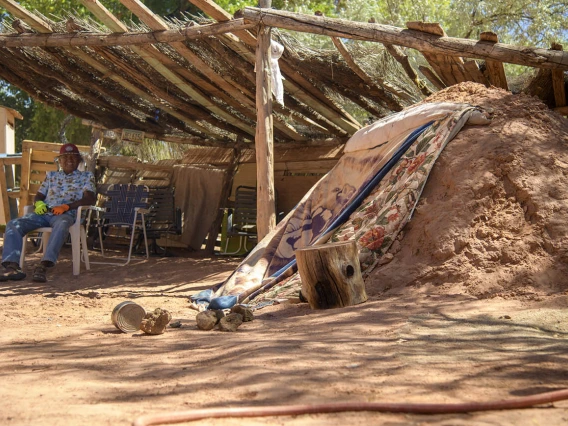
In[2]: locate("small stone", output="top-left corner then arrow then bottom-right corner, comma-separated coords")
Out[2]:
218,313 -> 243,332
230,305 -> 254,322
196,310 -> 219,330
169,320 -> 182,328
140,308 -> 172,335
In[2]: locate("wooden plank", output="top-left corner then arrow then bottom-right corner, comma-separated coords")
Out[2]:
0,162 -> 11,222
551,43 -> 566,108
273,159 -> 338,172
555,106 -> 568,115
29,162 -> 58,172
18,147 -> 32,216
384,43 -> 432,96
30,150 -> 58,163
30,171 -> 47,183
463,60 -> 489,85
418,65 -> 446,90
0,156 -> 22,166
255,0 -> 277,240
97,157 -> 175,172
406,22 -> 468,86
29,183 -> 42,194
479,32 -> 508,90
242,8 -> 568,70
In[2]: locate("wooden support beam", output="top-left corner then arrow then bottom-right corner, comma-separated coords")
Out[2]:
418,65 -> 446,90
463,59 -> 489,85
0,0 -> 216,138
0,19 -> 255,48
188,0 -> 362,133
554,106 -> 568,116
406,21 -> 471,87
551,43 -> 566,108
0,0 -> 53,33
479,32 -> 508,90
81,0 -> 256,139
254,0 -> 277,240
384,43 -> 432,96
119,0 -> 305,142
242,8 -> 568,70
204,146 -> 243,253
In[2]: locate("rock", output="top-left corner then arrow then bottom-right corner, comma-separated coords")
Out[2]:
196,310 -> 222,330
140,308 -> 172,335
169,320 -> 182,328
230,305 -> 254,322
218,313 -> 243,332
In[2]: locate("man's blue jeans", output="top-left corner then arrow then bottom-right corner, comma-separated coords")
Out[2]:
2,212 -> 75,266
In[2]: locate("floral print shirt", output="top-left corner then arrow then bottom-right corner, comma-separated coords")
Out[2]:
38,170 -> 96,211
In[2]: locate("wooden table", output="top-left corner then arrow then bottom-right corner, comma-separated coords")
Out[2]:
0,153 -> 22,222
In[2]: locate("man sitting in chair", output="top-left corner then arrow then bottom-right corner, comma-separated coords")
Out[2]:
0,143 -> 96,283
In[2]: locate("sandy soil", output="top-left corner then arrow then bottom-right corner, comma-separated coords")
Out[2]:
2,84 -> 568,425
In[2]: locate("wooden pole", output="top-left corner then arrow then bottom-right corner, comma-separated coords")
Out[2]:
204,146 -> 242,254
254,0 -> 276,241
551,43 -> 567,108
0,20 -> 254,48
242,7 -> 568,71
296,241 -> 367,309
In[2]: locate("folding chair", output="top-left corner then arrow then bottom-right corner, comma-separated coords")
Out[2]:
137,187 -> 182,256
19,205 -> 91,276
89,184 -> 150,265
220,186 -> 257,255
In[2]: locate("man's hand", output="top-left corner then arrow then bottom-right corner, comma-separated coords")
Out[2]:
34,200 -> 48,215
51,204 -> 70,215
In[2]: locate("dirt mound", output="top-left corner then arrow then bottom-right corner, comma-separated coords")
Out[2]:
368,82 -> 568,299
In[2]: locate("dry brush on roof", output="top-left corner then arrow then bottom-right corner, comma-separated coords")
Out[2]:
0,1 -> 566,150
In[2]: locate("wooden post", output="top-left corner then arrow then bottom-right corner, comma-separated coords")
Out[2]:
551,43 -> 566,108
204,146 -> 242,254
296,241 -> 367,309
255,0 -> 276,241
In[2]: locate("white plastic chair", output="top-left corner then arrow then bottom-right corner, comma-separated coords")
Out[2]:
19,205 -> 91,276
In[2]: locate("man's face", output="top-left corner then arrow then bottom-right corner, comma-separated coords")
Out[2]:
58,154 -> 81,174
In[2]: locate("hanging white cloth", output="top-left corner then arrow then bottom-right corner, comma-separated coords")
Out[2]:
270,40 -> 285,106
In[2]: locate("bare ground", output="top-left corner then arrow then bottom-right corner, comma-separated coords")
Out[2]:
1,245 -> 567,426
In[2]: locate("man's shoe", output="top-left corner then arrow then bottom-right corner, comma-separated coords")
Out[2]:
32,265 -> 47,283
0,262 -> 26,282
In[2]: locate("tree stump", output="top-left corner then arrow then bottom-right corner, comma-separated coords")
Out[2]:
296,241 -> 367,309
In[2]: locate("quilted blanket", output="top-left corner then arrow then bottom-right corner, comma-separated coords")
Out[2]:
192,102 -> 488,309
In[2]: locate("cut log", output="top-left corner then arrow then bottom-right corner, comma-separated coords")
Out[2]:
296,241 -> 367,309
242,7 -> 568,71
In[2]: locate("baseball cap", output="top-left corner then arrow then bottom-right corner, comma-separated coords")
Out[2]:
59,143 -> 81,155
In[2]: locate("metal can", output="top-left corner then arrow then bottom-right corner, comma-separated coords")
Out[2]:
111,301 -> 146,333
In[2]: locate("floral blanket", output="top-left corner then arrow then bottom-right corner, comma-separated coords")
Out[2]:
192,103 -> 487,310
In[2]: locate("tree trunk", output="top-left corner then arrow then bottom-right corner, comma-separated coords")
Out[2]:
296,241 -> 367,309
